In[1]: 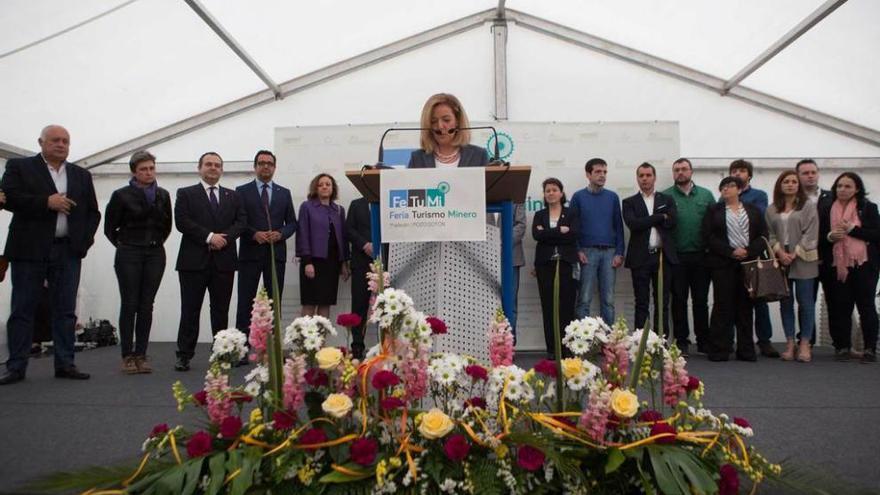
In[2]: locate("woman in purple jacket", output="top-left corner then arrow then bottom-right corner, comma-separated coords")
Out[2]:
296,174 -> 350,317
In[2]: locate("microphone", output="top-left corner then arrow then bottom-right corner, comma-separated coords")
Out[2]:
377,127 -> 430,165
455,126 -> 505,165
376,125 -> 506,165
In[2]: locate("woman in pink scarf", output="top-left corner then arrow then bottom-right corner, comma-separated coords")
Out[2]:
818,172 -> 879,363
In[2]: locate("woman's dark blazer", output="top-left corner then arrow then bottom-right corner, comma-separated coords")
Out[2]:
817,198 -> 880,269
532,207 -> 580,265
701,202 -> 768,269
407,144 -> 489,168
104,184 -> 173,247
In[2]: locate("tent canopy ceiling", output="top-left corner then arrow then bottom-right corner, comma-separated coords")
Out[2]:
1,0 -> 876,160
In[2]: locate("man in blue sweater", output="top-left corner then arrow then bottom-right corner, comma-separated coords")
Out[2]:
570,158 -> 625,325
729,159 -> 780,359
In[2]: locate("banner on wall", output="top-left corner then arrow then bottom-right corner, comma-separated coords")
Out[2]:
379,168 -> 486,242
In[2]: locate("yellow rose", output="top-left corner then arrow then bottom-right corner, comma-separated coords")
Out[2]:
315,347 -> 343,370
321,393 -> 353,418
610,388 -> 639,418
561,358 -> 583,379
418,408 -> 455,439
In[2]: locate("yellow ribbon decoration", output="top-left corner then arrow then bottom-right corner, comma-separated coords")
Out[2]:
121,452 -> 151,486
331,463 -> 371,477
168,433 -> 182,465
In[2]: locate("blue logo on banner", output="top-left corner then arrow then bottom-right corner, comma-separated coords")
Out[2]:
389,182 -> 450,208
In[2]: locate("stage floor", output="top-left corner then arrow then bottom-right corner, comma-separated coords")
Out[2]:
1,343 -> 878,494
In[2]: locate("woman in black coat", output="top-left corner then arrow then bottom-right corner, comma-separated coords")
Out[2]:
702,176 -> 768,362
533,178 -> 580,357
104,151 -> 172,374
818,172 -> 879,363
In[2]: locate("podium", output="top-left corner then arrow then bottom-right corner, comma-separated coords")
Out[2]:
345,166 -> 531,325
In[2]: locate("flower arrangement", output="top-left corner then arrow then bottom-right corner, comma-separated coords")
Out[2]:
39,260 -> 788,495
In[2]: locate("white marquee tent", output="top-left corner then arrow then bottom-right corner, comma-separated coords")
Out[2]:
1,0 -> 878,349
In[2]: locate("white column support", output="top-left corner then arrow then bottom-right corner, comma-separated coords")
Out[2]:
492,0 -> 509,120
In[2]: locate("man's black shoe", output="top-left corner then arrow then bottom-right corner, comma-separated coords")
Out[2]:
757,341 -> 780,358
861,350 -> 876,364
707,353 -> 729,362
736,353 -> 758,362
0,371 -> 25,385
696,343 -> 709,354
55,366 -> 90,380
834,348 -> 851,362
175,357 -> 191,372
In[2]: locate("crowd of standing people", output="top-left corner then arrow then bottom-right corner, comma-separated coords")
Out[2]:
0,96 -> 877,385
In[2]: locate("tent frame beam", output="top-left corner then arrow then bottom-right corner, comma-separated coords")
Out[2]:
506,8 -> 880,148
493,0 -> 509,120
79,9 -> 496,167
184,0 -> 282,98
0,141 -> 34,160
721,0 -> 848,94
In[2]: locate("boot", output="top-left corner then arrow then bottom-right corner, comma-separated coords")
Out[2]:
796,340 -> 812,362
121,356 -> 139,375
781,339 -> 795,361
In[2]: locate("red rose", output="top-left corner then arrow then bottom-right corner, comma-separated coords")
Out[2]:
380,397 -> 405,411
186,431 -> 213,458
149,423 -> 169,438
299,427 -> 327,450
371,370 -> 401,390
516,445 -> 545,472
229,391 -> 253,404
304,368 -> 329,387
638,410 -> 664,423
273,410 -> 296,430
534,359 -> 558,378
685,376 -> 701,392
465,397 -> 487,409
427,316 -> 447,335
718,464 -> 740,495
219,416 -> 242,439
350,437 -> 378,466
337,313 -> 363,328
192,390 -> 207,406
650,422 -> 677,444
465,365 -> 488,381
733,417 -> 751,429
443,434 -> 471,462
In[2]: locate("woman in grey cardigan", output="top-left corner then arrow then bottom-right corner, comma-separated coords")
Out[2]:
766,170 -> 819,362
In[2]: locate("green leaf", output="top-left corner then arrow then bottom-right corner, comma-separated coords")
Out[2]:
206,453 -> 227,495
319,463 -> 373,483
154,465 -> 186,495
605,448 -> 626,474
648,447 -> 686,495
673,451 -> 717,494
181,458 -> 205,495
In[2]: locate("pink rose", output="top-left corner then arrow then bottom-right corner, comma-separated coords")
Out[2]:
186,431 -> 213,458
426,316 -> 447,335
534,359 -> 558,378
371,370 -> 401,390
516,445 -> 545,471
350,437 -> 378,466
219,416 -> 242,439
443,434 -> 471,462
336,313 -> 363,328
464,365 -> 488,381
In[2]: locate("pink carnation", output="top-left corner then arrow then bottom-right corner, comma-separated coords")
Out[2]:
534,359 -> 558,378
149,423 -> 169,438
650,422 -> 677,444
186,431 -> 213,458
465,364 -> 488,381
337,313 -> 363,328
516,445 -> 545,471
371,370 -> 401,390
219,416 -> 242,439
426,316 -> 447,335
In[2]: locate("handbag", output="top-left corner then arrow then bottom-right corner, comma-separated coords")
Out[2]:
741,237 -> 790,302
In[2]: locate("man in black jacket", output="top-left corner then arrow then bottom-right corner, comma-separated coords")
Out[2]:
174,152 -> 246,371
0,125 -> 101,385
622,163 -> 678,344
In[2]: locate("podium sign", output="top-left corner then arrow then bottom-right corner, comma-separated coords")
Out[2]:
379,168 -> 486,242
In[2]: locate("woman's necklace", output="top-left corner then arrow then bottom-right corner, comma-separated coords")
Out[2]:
434,147 -> 460,163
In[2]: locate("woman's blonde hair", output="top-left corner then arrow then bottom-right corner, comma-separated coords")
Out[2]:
419,93 -> 471,153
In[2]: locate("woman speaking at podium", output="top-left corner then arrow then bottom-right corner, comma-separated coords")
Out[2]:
407,93 -> 489,169
393,93 -> 500,361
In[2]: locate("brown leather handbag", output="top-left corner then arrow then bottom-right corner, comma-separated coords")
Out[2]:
741,237 -> 790,302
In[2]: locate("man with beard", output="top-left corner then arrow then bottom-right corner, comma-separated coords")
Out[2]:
664,158 -> 715,355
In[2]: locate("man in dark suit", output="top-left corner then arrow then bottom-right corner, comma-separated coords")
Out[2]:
346,197 -> 386,359
174,152 -> 246,371
0,125 -> 101,385
235,150 -> 296,347
622,162 -> 678,344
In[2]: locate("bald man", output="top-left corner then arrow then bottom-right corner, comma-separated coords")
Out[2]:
0,126 -> 101,385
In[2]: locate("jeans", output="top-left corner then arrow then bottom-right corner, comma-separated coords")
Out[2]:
576,247 -> 616,325
779,278 -> 816,341
754,300 -> 773,343
115,245 -> 166,357
6,241 -> 82,373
